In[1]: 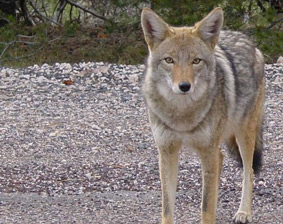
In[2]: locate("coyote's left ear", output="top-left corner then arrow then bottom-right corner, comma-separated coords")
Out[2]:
141,8 -> 172,51
194,8 -> 223,49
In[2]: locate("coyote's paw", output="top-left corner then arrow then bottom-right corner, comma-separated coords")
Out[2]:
233,211 -> 252,223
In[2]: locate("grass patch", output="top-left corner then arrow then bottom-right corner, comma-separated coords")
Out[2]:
0,22 -> 148,68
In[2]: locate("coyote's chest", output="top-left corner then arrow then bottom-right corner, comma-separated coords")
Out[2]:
147,92 -> 213,133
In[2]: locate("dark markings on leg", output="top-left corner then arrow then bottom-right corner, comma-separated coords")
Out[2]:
202,188 -> 209,212
163,193 -> 171,216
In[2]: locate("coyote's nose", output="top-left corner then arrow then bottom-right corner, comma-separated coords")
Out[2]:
179,82 -> 191,92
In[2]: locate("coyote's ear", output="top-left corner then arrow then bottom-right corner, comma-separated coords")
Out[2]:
194,8 -> 223,49
141,8 -> 172,51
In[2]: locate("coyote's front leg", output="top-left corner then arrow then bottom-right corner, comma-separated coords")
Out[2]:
159,141 -> 181,224
199,149 -> 223,224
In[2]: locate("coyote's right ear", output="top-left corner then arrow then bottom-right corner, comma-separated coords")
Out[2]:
141,8 -> 172,51
194,8 -> 223,49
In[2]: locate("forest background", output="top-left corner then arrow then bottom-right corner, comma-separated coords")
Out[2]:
0,0 -> 282,68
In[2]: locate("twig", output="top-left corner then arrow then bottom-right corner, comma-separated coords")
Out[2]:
263,53 -> 273,62
20,0 -> 36,26
17,34 -> 37,39
29,0 -> 62,26
52,0 -> 67,25
41,0 -> 49,18
0,41 -> 15,58
0,17 -> 10,25
51,0 -> 61,19
16,40 -> 40,45
0,45 -> 44,63
264,17 -> 283,31
58,0 -> 67,23
48,35 -> 62,43
0,35 -> 61,63
0,39 -> 40,60
11,45 -> 44,61
65,0 -> 111,23
69,4 -> 73,22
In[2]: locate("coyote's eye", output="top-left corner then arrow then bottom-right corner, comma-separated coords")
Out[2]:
164,57 -> 174,64
192,58 -> 202,64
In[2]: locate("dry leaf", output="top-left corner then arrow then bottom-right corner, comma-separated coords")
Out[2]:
63,80 -> 74,85
98,33 -> 108,39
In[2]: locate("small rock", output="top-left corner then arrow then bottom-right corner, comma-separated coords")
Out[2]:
277,56 -> 283,64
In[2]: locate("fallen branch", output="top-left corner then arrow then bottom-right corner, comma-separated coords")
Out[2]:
17,34 -> 37,39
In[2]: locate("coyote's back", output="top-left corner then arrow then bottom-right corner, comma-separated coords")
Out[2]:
141,7 -> 265,224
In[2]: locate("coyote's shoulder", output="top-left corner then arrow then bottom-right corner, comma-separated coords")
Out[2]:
215,30 -> 265,121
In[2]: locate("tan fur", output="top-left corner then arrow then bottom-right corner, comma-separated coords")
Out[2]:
172,63 -> 194,87
141,7 -> 265,224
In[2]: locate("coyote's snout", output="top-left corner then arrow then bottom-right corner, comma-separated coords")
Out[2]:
141,7 -> 265,224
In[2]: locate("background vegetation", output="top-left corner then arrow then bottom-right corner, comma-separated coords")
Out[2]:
0,0 -> 282,67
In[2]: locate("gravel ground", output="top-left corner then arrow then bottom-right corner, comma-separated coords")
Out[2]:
0,62 -> 282,224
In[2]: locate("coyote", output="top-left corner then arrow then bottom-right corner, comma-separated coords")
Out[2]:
141,7 -> 265,224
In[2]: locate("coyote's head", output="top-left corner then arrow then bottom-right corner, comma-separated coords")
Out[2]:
141,8 -> 223,97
